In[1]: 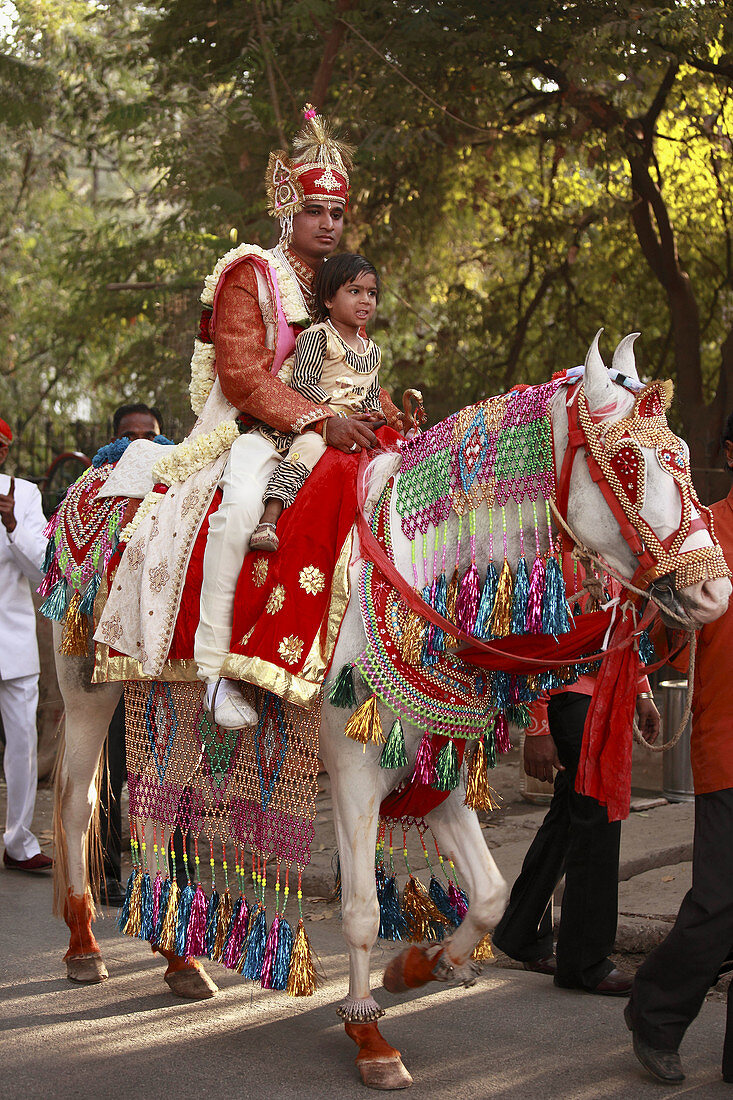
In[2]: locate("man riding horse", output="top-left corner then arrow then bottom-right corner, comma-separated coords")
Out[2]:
95,106 -> 404,717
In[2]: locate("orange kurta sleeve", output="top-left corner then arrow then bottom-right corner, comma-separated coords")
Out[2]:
212,262 -> 331,434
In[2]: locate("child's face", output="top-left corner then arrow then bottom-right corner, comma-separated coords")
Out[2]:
325,272 -> 378,329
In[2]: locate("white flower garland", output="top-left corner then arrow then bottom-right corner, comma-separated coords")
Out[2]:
119,491 -> 164,543
151,420 -> 241,486
190,244 -> 308,416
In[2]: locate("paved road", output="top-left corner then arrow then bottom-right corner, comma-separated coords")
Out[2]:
2,869 -> 729,1100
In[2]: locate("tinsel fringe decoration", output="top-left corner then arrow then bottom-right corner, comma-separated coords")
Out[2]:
329,663 -> 357,708
117,868 -> 137,932
428,876 -> 459,927
494,711 -> 512,754
151,871 -> 163,931
428,572 -> 448,656
123,870 -> 144,937
483,727 -> 497,770
464,740 -> 501,812
59,591 -> 88,656
471,932 -> 494,961
421,583 -> 438,667
260,914 -> 280,989
448,881 -> 469,921
377,866 -> 408,941
138,872 -> 154,941
271,915 -> 294,991
287,919 -> 319,996
433,739 -> 460,791
211,889 -> 233,963
411,731 -> 435,786
174,883 -> 195,958
400,606 -> 425,665
511,556 -> 529,631
156,880 -> 181,952
152,877 -> 171,946
37,554 -> 61,599
39,578 -> 70,622
402,876 -> 449,942
542,555 -> 571,635
204,889 -> 220,957
639,628 -> 656,665
222,895 -> 249,969
444,567 -> 460,649
474,561 -> 499,639
185,883 -> 208,958
490,559 -> 513,637
242,906 -> 268,979
525,555 -> 546,634
456,562 -> 480,634
379,719 -> 408,769
506,702 -> 531,729
79,571 -> 101,617
344,694 -> 385,747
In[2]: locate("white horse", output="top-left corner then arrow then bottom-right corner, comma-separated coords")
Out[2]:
52,335 -> 731,1090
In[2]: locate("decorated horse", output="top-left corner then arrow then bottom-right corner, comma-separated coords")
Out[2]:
47,331 -> 730,1090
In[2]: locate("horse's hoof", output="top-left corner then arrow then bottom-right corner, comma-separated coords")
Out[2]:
383,945 -> 443,994
358,1058 -> 413,1090
66,953 -> 109,984
164,960 -> 218,1000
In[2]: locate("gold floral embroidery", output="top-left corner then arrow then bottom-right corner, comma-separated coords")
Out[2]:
148,562 -> 170,593
252,557 -> 269,587
299,564 -> 325,595
99,613 -> 123,645
180,487 -> 202,516
278,635 -> 304,665
240,626 -> 254,647
125,543 -> 145,572
266,584 -> 286,614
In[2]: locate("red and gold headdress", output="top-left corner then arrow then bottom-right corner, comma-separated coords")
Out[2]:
0,418 -> 12,445
265,104 -> 353,242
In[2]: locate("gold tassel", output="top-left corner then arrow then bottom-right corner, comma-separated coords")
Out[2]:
399,606 -> 425,665
344,695 -> 385,747
444,567 -> 461,649
123,870 -> 144,937
402,875 -> 449,942
156,879 -> 180,951
287,919 -> 318,996
464,741 -> 502,812
472,931 -> 494,961
212,889 -> 233,963
490,559 -> 513,637
59,592 -> 89,657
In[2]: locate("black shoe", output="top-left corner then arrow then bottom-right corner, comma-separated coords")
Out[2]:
625,1004 -> 685,1084
101,877 -> 126,907
555,967 -> 633,996
523,955 -> 557,976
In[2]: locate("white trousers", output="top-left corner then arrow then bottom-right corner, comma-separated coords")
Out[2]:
194,433 -> 281,683
1,673 -> 41,860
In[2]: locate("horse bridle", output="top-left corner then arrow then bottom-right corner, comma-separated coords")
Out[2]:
554,380 -> 729,603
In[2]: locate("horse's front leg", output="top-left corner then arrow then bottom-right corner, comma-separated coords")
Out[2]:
53,638 -> 122,983
384,786 -> 508,994
321,720 -> 413,1090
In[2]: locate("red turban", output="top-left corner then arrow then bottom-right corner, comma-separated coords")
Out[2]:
0,419 -> 12,445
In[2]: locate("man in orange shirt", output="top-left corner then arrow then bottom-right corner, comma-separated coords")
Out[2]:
626,412 -> 733,1084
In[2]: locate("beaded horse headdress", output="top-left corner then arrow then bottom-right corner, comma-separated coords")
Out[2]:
265,104 -> 354,244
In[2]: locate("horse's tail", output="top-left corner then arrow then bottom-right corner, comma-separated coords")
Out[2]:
52,715 -> 104,920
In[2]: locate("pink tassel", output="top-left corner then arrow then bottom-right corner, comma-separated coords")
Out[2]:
456,563 -> 480,633
525,556 -> 546,634
448,881 -> 468,920
151,871 -> 162,929
38,557 -> 61,598
494,712 -> 512,754
412,732 -> 435,785
223,896 -> 250,970
185,883 -> 208,958
260,913 -> 280,989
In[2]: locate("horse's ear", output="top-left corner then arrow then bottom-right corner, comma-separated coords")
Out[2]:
611,332 -> 641,382
583,329 -> 616,416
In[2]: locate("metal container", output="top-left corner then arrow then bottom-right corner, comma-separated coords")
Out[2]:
658,680 -> 694,803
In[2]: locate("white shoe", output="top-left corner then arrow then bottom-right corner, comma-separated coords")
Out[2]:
205,679 -> 258,729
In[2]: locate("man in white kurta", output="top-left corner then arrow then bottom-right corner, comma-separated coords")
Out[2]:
0,419 -> 51,870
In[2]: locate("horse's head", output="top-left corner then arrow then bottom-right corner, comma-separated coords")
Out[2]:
557,331 -> 731,630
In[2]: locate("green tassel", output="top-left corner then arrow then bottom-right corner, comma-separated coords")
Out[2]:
39,579 -> 69,622
434,739 -> 460,791
379,720 -> 408,769
506,703 -> 531,729
329,663 -> 357,708
483,728 -> 497,769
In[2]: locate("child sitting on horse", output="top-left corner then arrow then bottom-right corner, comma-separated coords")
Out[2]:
249,252 -> 385,552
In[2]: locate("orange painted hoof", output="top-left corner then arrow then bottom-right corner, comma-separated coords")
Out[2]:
153,946 -> 218,999
383,945 -> 443,994
63,890 -> 101,959
345,1021 -> 413,1090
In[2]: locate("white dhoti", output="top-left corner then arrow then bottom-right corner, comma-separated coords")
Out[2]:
1,673 -> 41,860
194,433 -> 281,684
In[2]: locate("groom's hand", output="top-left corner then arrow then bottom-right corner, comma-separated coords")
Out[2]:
325,414 -> 383,453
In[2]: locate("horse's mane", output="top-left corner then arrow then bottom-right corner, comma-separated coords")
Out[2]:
362,449 -> 402,517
